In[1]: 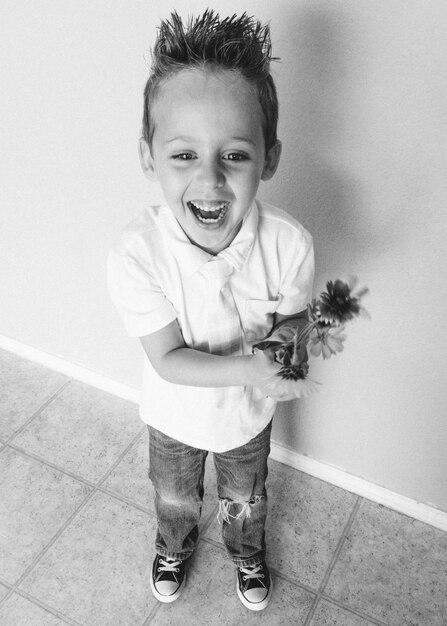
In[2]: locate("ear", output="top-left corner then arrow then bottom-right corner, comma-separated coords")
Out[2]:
139,137 -> 158,181
261,140 -> 282,181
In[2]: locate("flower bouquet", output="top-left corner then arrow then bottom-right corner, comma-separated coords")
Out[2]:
253,278 -> 369,396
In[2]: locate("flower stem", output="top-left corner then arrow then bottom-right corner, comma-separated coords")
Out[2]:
291,331 -> 300,365
295,320 -> 319,346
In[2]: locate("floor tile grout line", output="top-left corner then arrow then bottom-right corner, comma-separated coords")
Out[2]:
0,591 -> 13,614
303,496 -> 362,626
6,443 -> 97,488
11,487 -> 98,591
0,578 -> 13,590
4,380 -> 72,446
0,580 -> 14,612
142,601 -> 162,626
93,424 -> 148,489
3,587 -> 83,626
305,592 -> 388,626
270,571 -> 318,598
304,595 -> 321,625
319,495 -> 362,594
318,593 -> 389,626
198,503 -> 219,535
98,485 -> 156,518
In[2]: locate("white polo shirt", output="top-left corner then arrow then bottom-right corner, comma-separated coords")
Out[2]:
107,200 -> 314,452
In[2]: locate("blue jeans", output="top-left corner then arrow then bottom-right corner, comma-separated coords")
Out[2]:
148,421 -> 272,567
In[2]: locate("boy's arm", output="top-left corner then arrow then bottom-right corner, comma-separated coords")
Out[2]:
139,319 -> 283,390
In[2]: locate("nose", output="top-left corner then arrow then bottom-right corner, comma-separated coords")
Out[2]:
196,158 -> 225,189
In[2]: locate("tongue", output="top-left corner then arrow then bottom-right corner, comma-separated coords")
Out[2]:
198,208 -> 220,219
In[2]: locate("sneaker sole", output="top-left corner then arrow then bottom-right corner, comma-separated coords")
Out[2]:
150,571 -> 186,604
236,578 -> 273,611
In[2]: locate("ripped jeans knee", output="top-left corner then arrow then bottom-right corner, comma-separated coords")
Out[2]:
217,494 -> 266,524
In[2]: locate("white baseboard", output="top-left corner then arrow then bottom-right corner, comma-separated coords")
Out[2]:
270,441 -> 447,532
2,333 -> 447,533
0,334 -> 140,404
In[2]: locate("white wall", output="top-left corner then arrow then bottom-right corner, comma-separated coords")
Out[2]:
1,1 -> 446,511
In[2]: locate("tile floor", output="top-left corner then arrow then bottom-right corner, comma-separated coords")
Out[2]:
1,348 -> 446,625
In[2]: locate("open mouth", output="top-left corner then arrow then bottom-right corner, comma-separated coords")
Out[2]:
187,200 -> 229,224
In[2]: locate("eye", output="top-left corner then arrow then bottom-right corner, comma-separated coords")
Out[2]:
172,153 -> 195,160
223,152 -> 248,162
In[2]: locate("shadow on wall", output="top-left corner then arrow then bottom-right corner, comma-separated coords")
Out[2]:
274,5 -> 378,288
271,5 -> 374,442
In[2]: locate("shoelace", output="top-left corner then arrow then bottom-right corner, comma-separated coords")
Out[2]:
158,558 -> 181,574
239,563 -> 264,582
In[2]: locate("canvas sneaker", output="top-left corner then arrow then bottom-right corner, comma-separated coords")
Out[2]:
236,561 -> 272,611
150,554 -> 186,603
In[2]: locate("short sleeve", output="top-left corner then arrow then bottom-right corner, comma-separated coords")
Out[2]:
107,250 -> 177,337
276,231 -> 315,315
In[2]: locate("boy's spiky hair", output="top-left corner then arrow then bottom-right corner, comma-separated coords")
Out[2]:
142,10 -> 279,151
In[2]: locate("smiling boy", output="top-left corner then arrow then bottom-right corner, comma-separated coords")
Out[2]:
141,68 -> 276,256
108,11 -> 314,611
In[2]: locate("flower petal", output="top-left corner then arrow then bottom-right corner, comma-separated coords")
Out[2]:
309,340 -> 322,357
275,377 -> 321,398
321,343 -> 333,359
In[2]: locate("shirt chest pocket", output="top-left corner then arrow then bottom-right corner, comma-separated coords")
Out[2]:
242,298 -> 280,343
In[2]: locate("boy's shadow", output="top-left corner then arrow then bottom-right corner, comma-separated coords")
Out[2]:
262,5 -> 393,284
261,5 -> 384,440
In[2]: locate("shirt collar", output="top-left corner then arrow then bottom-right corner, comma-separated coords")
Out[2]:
158,202 -> 259,277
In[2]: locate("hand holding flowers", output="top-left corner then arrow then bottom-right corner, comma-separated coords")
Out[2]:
253,277 -> 369,398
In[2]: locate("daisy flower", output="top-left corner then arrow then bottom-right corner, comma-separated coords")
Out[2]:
317,277 -> 369,325
263,374 -> 320,399
309,325 -> 347,359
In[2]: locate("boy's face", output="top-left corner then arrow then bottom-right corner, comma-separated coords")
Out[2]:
140,69 -> 281,255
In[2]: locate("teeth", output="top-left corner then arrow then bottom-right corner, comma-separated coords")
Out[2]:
189,201 -> 229,212
187,200 -> 229,225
